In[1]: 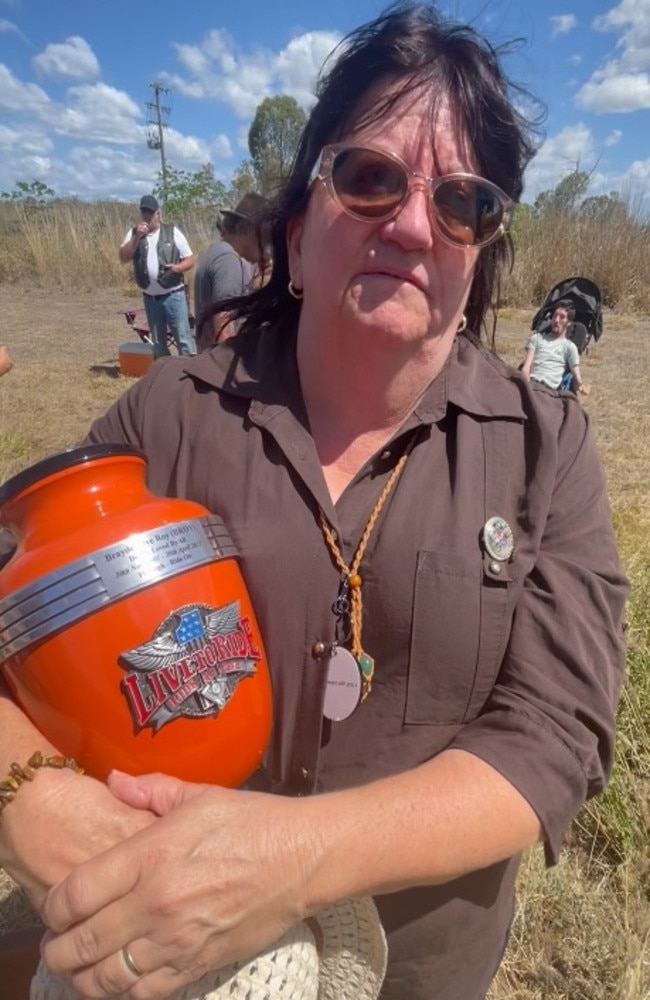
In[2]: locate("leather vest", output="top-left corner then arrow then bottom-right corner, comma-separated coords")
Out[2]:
132,223 -> 182,291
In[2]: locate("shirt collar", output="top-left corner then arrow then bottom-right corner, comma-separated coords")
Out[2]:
180,325 -> 526,423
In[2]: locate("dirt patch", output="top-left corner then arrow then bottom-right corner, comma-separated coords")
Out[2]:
0,286 -> 146,479
0,285 -> 648,498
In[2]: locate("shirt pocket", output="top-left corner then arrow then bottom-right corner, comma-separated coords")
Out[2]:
405,549 -> 514,726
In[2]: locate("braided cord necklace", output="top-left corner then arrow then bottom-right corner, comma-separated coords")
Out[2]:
319,433 -> 417,703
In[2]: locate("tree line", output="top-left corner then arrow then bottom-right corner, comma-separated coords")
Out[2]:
3,94 -> 646,240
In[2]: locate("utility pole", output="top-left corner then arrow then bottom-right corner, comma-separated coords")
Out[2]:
146,82 -> 170,205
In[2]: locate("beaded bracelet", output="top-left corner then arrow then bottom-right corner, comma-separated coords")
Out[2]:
0,751 -> 84,815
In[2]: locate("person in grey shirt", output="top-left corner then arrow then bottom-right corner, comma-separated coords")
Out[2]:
194,193 -> 269,350
522,300 -> 590,394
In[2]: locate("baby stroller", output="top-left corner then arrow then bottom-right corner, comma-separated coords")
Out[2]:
530,276 -> 603,391
531,276 -> 603,355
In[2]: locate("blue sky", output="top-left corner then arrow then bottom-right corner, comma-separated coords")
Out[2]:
1,0 -> 649,207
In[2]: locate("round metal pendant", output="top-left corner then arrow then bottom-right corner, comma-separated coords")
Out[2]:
322,647 -> 361,722
482,516 -> 515,562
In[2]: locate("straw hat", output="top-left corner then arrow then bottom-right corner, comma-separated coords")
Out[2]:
30,896 -> 387,1000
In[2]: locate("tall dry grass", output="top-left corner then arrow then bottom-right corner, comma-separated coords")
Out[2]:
486,319 -> 650,1000
506,201 -> 650,313
2,196 -> 650,313
0,200 -> 218,294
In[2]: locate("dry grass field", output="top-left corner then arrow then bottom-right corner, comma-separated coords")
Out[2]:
0,284 -> 649,998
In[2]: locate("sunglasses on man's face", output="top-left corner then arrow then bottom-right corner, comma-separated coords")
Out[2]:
309,144 -> 513,249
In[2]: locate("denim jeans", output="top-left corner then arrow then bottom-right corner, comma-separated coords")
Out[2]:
143,288 -> 196,357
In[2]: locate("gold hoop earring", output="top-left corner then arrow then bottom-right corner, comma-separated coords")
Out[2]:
456,314 -> 467,333
288,279 -> 303,301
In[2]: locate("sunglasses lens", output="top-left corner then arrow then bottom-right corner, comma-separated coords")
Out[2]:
331,148 -> 407,220
433,179 -> 503,246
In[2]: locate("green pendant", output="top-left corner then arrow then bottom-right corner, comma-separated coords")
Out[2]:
357,652 -> 374,678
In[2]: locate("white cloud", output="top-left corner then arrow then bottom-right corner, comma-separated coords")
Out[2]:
625,156 -> 650,189
575,0 -> 650,112
65,145 -> 160,199
161,126 -> 212,164
0,18 -> 27,43
576,68 -> 650,112
275,32 -> 342,106
167,28 -> 341,119
0,123 -> 52,156
53,83 -> 142,144
550,15 -> 578,38
522,117 -> 650,206
523,122 -> 595,199
577,159 -> 650,209
604,128 -> 623,146
32,36 -> 100,80
211,133 -> 233,158
0,63 -> 51,116
0,139 -> 54,193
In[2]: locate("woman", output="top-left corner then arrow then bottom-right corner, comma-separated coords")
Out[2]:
0,4 -> 627,1000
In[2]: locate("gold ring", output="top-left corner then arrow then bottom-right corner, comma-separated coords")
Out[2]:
121,945 -> 145,978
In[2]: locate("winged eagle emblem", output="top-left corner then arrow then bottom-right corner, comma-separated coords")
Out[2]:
119,601 -> 258,732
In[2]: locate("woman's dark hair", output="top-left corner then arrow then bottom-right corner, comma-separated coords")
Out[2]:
206,1 -> 542,343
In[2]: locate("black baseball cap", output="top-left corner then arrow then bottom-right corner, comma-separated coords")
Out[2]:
139,194 -> 159,212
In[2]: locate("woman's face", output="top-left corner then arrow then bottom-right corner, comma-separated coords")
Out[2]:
287,87 -> 482,357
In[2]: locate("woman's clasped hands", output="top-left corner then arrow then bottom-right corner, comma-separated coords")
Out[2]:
40,772 -> 317,1000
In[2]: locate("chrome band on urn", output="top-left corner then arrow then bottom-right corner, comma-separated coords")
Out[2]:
0,515 -> 237,662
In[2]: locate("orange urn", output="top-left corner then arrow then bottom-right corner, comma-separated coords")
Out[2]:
0,444 -> 272,786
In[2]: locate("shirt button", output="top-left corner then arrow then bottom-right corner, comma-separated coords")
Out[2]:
311,641 -> 327,659
380,450 -> 391,460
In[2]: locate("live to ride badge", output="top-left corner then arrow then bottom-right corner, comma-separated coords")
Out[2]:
119,601 -> 261,733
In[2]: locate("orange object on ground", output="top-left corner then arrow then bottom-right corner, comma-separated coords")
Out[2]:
118,341 -> 158,377
0,444 -> 272,786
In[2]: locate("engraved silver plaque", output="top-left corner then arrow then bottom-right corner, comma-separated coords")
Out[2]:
0,515 -> 237,662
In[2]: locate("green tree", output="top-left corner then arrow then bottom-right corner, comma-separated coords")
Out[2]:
509,202 -> 535,250
1,179 -> 55,203
153,163 -> 227,219
533,170 -> 590,218
248,95 -> 306,196
226,160 -> 259,206
580,192 -> 628,224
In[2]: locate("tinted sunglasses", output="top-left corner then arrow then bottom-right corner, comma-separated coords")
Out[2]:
309,144 -> 513,249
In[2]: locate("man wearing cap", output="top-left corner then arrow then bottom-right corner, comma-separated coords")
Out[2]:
194,192 -> 269,351
119,195 -> 196,357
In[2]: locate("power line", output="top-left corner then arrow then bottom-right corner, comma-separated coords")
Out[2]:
145,82 -> 171,204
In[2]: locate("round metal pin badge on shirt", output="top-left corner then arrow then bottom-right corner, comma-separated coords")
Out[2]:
482,516 -> 515,562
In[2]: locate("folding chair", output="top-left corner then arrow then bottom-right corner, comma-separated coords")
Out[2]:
121,285 -> 194,351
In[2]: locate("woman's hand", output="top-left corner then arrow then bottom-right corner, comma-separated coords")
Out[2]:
0,769 -> 155,910
40,773 -> 317,1000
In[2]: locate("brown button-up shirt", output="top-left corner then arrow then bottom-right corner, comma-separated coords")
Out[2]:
82,324 -> 627,1000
